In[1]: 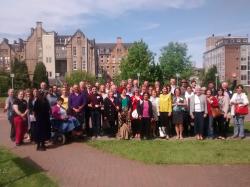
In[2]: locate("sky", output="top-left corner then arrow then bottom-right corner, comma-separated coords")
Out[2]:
0,0 -> 250,67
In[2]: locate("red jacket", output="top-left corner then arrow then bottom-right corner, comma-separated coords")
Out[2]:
207,96 -> 219,116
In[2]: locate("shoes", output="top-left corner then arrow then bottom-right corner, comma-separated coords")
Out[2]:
231,135 -> 238,139
166,135 -> 169,140
240,136 -> 245,139
16,143 -> 21,146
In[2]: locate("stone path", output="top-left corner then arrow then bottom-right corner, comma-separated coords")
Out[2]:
0,112 -> 250,187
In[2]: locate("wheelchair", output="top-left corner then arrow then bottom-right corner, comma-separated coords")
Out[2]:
50,118 -> 67,145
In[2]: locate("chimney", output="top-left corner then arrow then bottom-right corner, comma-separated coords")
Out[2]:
14,40 -> 17,44
31,28 -> 34,34
116,37 -> 122,44
36,21 -> 42,28
228,34 -> 231,37
3,38 -> 9,44
212,34 -> 214,37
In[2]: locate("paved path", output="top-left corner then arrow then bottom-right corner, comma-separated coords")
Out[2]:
0,112 -> 250,187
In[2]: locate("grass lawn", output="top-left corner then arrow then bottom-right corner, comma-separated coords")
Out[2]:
88,123 -> 250,165
0,147 -> 57,187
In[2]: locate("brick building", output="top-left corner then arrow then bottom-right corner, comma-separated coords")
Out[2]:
96,37 -> 132,79
203,35 -> 250,85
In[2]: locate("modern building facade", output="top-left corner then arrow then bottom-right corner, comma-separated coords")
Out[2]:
203,35 -> 250,85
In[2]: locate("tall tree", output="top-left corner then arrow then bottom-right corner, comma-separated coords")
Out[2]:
203,65 -> 220,86
11,58 -> 31,90
33,62 -> 49,88
159,42 -> 193,81
0,70 -> 10,96
120,40 -> 154,81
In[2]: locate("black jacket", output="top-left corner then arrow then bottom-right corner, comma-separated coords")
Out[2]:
137,100 -> 153,118
103,97 -> 120,121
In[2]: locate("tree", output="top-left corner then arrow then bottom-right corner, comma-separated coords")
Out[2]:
0,70 -> 10,96
65,70 -> 102,86
148,63 -> 163,84
203,65 -> 220,86
159,42 -> 193,81
120,40 -> 154,81
11,58 -> 31,90
33,62 -> 49,88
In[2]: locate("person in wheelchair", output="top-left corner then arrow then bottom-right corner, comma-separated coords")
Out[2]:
51,97 -> 82,136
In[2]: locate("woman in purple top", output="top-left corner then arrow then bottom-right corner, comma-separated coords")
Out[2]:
137,92 -> 153,139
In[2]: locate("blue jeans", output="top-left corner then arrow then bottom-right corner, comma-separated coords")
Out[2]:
233,116 -> 245,137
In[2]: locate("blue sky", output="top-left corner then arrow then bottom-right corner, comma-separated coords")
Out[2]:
0,0 -> 250,67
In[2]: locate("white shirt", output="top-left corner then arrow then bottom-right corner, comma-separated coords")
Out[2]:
194,95 -> 202,112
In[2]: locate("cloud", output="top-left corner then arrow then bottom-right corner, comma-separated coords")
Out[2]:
141,23 -> 160,31
0,0 -> 205,36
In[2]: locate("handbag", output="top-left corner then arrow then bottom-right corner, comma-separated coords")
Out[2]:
159,127 -> 166,138
211,107 -> 222,118
235,104 -> 249,115
131,109 -> 139,119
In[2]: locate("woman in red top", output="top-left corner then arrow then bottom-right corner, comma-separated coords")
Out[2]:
206,89 -> 219,138
130,89 -> 142,139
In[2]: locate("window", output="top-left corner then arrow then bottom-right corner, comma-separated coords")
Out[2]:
46,57 -> 48,63
73,47 -> 76,56
49,57 -> 52,63
48,72 -> 52,77
73,61 -> 77,70
82,47 -> 85,56
241,75 -> 247,80
82,60 -> 86,70
241,65 -> 247,70
77,37 -> 81,45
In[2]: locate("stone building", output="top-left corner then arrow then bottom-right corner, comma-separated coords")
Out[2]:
0,38 -> 25,71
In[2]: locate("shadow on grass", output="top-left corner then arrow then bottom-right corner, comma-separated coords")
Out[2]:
0,156 -> 47,186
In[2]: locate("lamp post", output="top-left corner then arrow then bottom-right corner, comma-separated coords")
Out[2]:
176,73 -> 180,87
137,73 -> 140,87
215,73 -> 219,90
10,73 -> 15,89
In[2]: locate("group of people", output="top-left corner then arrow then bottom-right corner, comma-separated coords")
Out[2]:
3,76 -> 249,151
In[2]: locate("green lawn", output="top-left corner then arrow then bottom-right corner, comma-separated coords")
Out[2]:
88,138 -> 250,165
0,147 -> 57,187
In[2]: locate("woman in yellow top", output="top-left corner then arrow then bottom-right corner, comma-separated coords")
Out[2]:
61,86 -> 69,110
159,85 -> 172,139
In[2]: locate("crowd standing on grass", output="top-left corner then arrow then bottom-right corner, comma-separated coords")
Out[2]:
3,75 -> 249,151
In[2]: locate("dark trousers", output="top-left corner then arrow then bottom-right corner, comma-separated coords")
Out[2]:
131,119 -> 141,136
85,108 -> 91,136
160,112 -> 171,136
91,110 -> 101,137
8,118 -> 15,141
194,112 -> 205,135
30,121 -> 36,141
141,118 -> 151,139
108,120 -> 117,137
183,111 -> 194,136
215,115 -> 227,137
